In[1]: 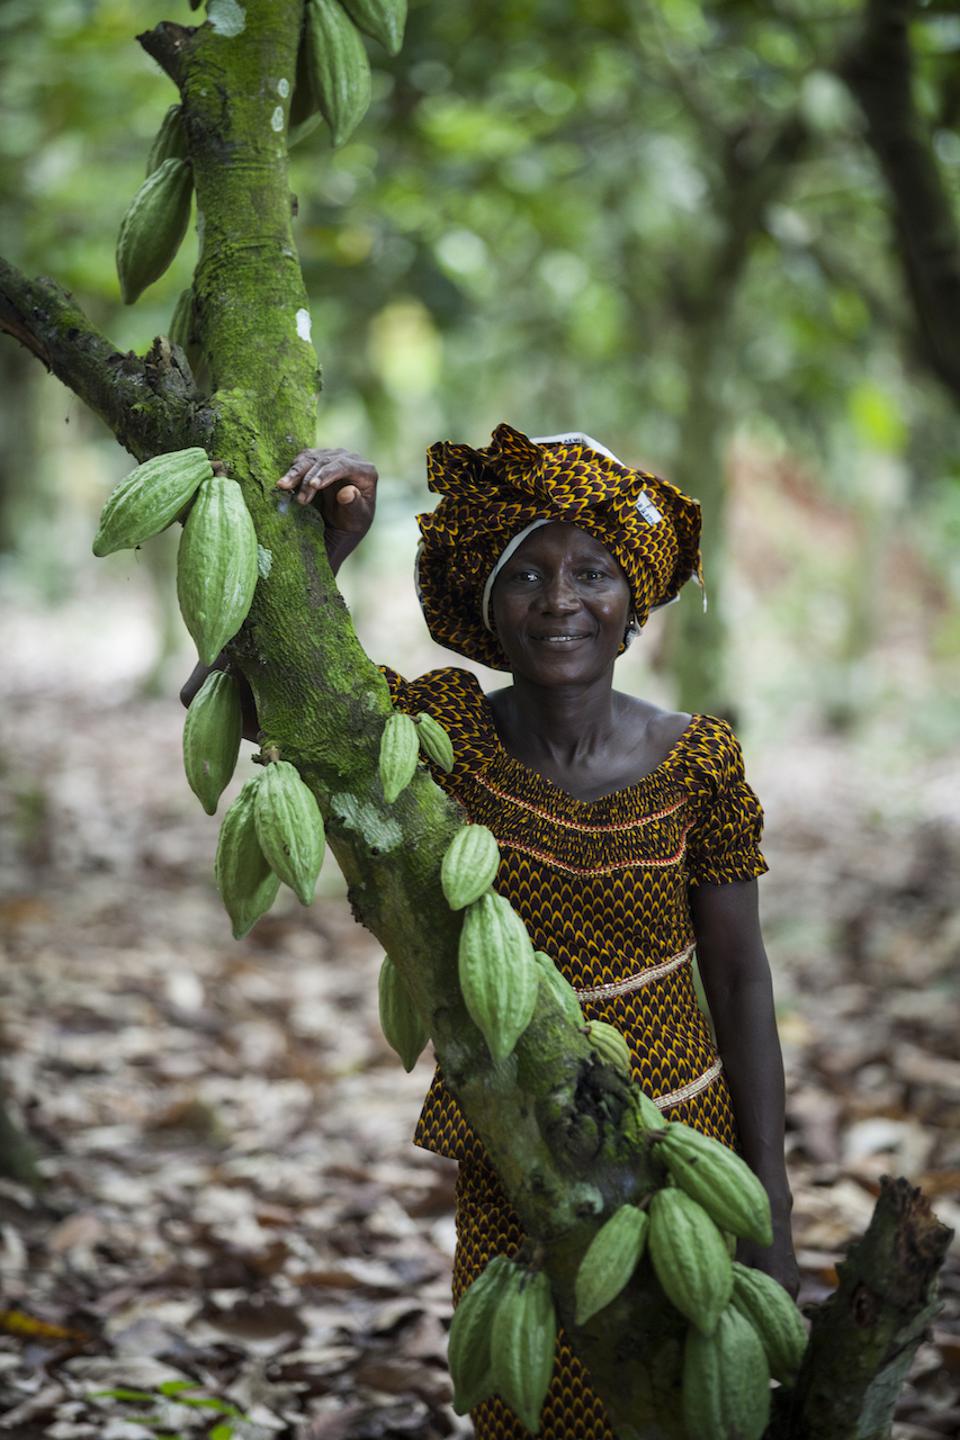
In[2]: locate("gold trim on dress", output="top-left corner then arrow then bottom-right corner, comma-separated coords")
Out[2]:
575,943 -> 695,999
655,1057 -> 724,1110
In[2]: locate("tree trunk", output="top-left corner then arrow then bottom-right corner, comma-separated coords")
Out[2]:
653,112 -> 809,715
0,1084 -> 38,1187
0,5 -> 950,1434
839,0 -> 960,405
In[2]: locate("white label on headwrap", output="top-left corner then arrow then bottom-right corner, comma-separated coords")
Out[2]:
531,432 -> 627,467
636,492 -> 663,525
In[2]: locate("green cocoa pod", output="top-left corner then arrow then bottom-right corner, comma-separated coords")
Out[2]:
587,1019 -> 632,1075
648,1187 -> 733,1337
215,776 -> 280,939
116,156 -> 193,305
168,286 -> 194,352
533,950 -> 583,1026
92,447 -> 212,558
489,1266 -> 557,1433
379,711 -> 419,803
441,824 -> 499,911
339,0 -> 406,55
448,1254 -> 515,1415
182,669 -> 242,815
575,1203 -> 648,1324
730,1261 -> 807,1384
658,1121 -> 773,1247
415,711 -> 454,772
176,476 -> 259,666
635,1087 -> 667,1133
378,954 -> 429,1072
146,104 -> 187,175
290,19 -> 317,124
458,891 -> 538,1064
683,1304 -> 771,1440
254,759 -> 325,905
304,0 -> 372,147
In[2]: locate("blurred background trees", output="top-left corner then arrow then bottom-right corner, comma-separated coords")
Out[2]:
1,0 -> 958,728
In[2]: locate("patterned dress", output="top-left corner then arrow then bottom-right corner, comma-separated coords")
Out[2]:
383,666 -> 768,1440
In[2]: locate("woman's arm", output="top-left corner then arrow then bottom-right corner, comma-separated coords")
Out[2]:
180,652 -> 260,741
689,878 -> 799,1296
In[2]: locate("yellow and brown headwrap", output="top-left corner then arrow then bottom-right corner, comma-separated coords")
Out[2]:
415,423 -> 703,671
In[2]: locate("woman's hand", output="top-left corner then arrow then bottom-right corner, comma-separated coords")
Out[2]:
277,447 -> 377,531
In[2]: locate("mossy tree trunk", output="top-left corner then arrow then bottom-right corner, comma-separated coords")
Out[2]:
0,5 -> 950,1435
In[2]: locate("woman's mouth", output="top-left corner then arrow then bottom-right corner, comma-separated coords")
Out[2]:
533,633 -> 591,644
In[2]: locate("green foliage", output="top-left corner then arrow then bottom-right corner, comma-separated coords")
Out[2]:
1,0 -> 959,736
87,1380 -> 248,1438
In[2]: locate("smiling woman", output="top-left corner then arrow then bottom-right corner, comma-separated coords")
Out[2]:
188,424 -> 796,1440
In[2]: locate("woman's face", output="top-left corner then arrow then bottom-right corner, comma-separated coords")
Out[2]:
490,522 -> 632,685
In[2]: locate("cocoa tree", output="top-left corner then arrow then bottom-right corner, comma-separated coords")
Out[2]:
0,4 -> 950,1436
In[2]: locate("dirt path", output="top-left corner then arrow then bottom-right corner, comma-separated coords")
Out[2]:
1,601 -> 957,1438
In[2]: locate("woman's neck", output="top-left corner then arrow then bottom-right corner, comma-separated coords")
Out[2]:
492,673 -> 622,766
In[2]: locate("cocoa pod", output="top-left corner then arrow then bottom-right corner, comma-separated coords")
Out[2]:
303,0 -> 372,147
648,1187 -> 733,1336
533,950 -> 582,1026
587,1019 -> 632,1075
458,891 -> 538,1063
634,1087 -> 667,1133
182,669 -> 242,815
448,1254 -> 514,1415
658,1120 -> 773,1247
176,476 -> 259,666
575,1203 -> 648,1324
92,447 -> 212,558
415,711 -> 454,772
290,19 -> 318,127
254,760 -> 325,905
730,1261 -> 807,1383
683,1304 -> 771,1440
379,711 -> 419,803
146,104 -> 187,175
215,776 -> 280,939
116,156 -> 193,304
489,1266 -> 556,1433
440,824 -> 499,911
377,955 -> 429,1072
168,287 -> 194,353
339,0 -> 406,55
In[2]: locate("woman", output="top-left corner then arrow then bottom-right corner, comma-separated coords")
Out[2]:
213,424 -> 796,1438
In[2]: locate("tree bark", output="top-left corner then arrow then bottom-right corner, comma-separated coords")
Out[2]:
770,1177 -> 953,1440
838,0 -> 960,403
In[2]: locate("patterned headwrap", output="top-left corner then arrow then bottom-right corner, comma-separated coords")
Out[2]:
414,423 -> 703,671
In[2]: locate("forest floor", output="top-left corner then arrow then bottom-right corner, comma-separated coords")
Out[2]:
1,595 -> 959,1440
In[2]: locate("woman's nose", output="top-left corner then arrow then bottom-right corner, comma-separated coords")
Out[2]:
540,572 -> 579,612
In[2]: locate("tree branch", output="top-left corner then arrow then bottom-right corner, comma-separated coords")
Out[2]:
838,0 -> 960,401
770,1176 -> 953,1440
0,258 -> 210,461
137,22 -> 195,86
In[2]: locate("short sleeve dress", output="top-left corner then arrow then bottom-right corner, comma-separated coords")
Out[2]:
383,665 -> 768,1440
